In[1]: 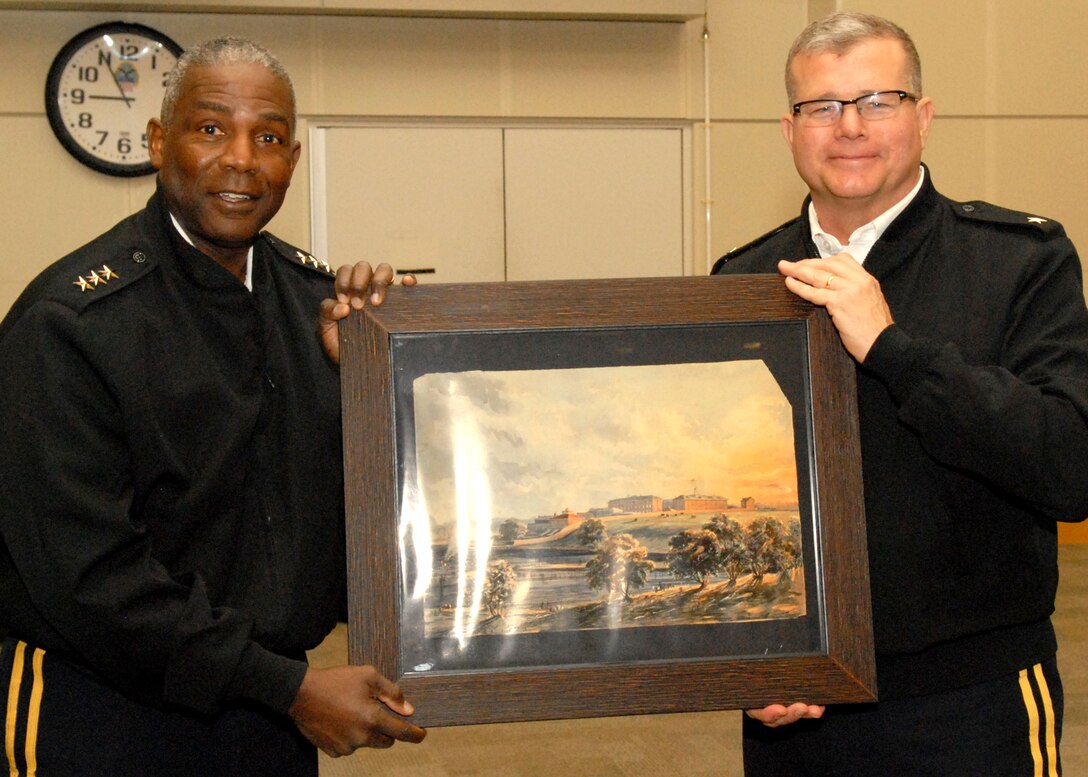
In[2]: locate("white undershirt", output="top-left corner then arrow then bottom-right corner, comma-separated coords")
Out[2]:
807,166 -> 925,265
169,213 -> 254,291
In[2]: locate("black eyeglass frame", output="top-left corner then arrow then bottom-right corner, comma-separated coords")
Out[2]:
791,90 -> 918,118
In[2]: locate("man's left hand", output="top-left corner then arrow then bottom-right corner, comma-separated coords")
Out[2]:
777,254 -> 893,363
318,262 -> 417,364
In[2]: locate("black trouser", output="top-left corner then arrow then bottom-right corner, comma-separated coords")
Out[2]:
743,655 -> 1063,777
1,638 -> 316,777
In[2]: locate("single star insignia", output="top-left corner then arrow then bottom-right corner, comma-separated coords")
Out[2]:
73,265 -> 120,292
1027,217 -> 1047,224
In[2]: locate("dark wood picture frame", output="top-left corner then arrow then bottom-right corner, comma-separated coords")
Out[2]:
340,275 -> 875,727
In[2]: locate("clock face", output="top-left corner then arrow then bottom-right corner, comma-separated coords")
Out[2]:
45,22 -> 183,177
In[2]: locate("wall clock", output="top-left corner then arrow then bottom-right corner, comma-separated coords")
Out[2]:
45,22 -> 183,177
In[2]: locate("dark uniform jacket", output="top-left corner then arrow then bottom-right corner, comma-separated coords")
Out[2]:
0,189 -> 343,716
714,168 -> 1088,699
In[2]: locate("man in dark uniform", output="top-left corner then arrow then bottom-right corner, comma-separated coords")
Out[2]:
0,37 -> 424,776
714,12 -> 1088,777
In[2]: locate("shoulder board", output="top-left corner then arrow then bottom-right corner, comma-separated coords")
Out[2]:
55,245 -> 159,312
262,232 -> 335,277
951,200 -> 1063,237
711,217 -> 800,274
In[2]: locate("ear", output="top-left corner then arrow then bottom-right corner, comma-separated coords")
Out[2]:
146,118 -> 165,170
915,96 -> 934,149
780,113 -> 795,150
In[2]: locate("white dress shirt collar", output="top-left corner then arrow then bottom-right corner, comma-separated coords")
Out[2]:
808,165 -> 926,264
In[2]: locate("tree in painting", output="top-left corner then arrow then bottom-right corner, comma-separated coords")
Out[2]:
482,559 -> 517,617
666,528 -> 723,590
497,518 -> 528,543
743,517 -> 794,586
574,517 -> 607,548
585,533 -> 655,602
703,514 -> 748,584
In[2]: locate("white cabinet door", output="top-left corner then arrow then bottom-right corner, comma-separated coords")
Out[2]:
319,126 -> 506,283
504,127 -> 686,280
314,124 -> 688,282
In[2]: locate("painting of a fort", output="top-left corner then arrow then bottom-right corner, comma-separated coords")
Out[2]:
403,359 -> 805,643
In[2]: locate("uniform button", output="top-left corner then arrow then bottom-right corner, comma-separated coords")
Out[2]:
961,204 -> 976,213
132,251 -> 147,263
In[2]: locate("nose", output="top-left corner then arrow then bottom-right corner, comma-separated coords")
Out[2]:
835,103 -> 866,138
220,133 -> 258,172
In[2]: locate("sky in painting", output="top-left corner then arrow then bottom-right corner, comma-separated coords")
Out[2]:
410,359 -> 799,525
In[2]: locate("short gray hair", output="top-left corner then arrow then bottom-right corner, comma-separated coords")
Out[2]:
160,37 -> 296,129
785,12 -> 922,104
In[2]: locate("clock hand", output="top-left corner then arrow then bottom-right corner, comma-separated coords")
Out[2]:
88,95 -> 135,101
106,61 -> 133,108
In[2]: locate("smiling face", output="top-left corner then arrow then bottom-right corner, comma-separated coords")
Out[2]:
781,36 -> 933,240
147,61 -> 301,273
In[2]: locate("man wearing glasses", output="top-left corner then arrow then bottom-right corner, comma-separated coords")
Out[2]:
716,12 -> 1088,776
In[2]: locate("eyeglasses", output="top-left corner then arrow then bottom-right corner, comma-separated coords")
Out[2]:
791,90 -> 918,126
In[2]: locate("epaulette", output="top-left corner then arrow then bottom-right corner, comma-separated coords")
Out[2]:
951,200 -> 1063,238
262,233 -> 335,277
711,217 -> 800,274
58,245 -> 159,311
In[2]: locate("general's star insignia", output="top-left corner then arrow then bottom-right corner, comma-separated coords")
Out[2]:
73,265 -> 121,292
1027,217 -> 1047,224
296,250 -> 332,273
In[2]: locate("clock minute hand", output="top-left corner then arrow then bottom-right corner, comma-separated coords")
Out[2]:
106,63 -> 133,108
88,94 -> 134,101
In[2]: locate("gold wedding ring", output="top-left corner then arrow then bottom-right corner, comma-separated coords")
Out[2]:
824,275 -> 835,289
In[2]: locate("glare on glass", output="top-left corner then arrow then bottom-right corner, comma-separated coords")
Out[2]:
792,90 -> 917,126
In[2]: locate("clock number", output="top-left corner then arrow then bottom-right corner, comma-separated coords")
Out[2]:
118,137 -> 132,155
96,130 -> 109,148
77,113 -> 93,129
78,65 -> 99,83
70,88 -> 85,105
120,43 -> 139,59
141,133 -> 149,150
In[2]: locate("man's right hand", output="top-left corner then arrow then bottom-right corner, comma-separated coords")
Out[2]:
288,665 -> 427,757
745,702 -> 825,728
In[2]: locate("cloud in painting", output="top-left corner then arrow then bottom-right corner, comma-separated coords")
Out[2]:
412,359 -> 798,524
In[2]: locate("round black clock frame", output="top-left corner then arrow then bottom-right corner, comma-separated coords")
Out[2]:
45,21 -> 183,177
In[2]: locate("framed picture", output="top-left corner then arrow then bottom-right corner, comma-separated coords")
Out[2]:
340,275 -> 874,727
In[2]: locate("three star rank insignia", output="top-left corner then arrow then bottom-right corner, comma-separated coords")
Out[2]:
73,265 -> 119,292
296,251 -> 333,273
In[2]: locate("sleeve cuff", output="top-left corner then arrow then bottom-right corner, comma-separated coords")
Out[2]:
227,642 -> 309,714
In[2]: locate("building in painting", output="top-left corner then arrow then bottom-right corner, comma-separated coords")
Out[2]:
532,507 -> 582,530
665,494 -> 731,512
607,495 -> 663,514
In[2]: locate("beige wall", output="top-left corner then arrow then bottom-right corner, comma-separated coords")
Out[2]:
2,0 -> 1088,313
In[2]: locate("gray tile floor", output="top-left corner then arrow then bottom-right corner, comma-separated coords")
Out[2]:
315,544 -> 1088,777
